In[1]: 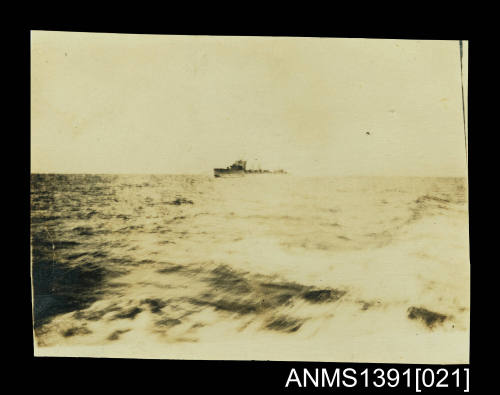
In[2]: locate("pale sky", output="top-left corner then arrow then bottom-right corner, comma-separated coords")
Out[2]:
31,32 -> 468,176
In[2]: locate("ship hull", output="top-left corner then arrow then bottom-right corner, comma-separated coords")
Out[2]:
213,169 -> 245,178
213,171 -> 287,177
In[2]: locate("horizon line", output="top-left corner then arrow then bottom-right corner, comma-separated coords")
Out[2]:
30,172 -> 467,178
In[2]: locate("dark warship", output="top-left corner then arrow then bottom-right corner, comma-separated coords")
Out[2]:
213,160 -> 287,178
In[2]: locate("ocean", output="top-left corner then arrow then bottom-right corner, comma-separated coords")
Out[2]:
30,174 -> 469,363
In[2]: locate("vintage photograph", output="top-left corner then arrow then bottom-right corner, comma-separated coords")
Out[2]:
31,32 -> 469,363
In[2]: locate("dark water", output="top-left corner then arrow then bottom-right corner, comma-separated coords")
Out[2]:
30,174 -> 469,360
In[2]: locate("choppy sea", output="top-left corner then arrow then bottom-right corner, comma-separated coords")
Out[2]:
30,174 -> 469,362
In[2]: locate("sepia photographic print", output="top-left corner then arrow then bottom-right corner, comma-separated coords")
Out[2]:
31,32 -> 469,363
